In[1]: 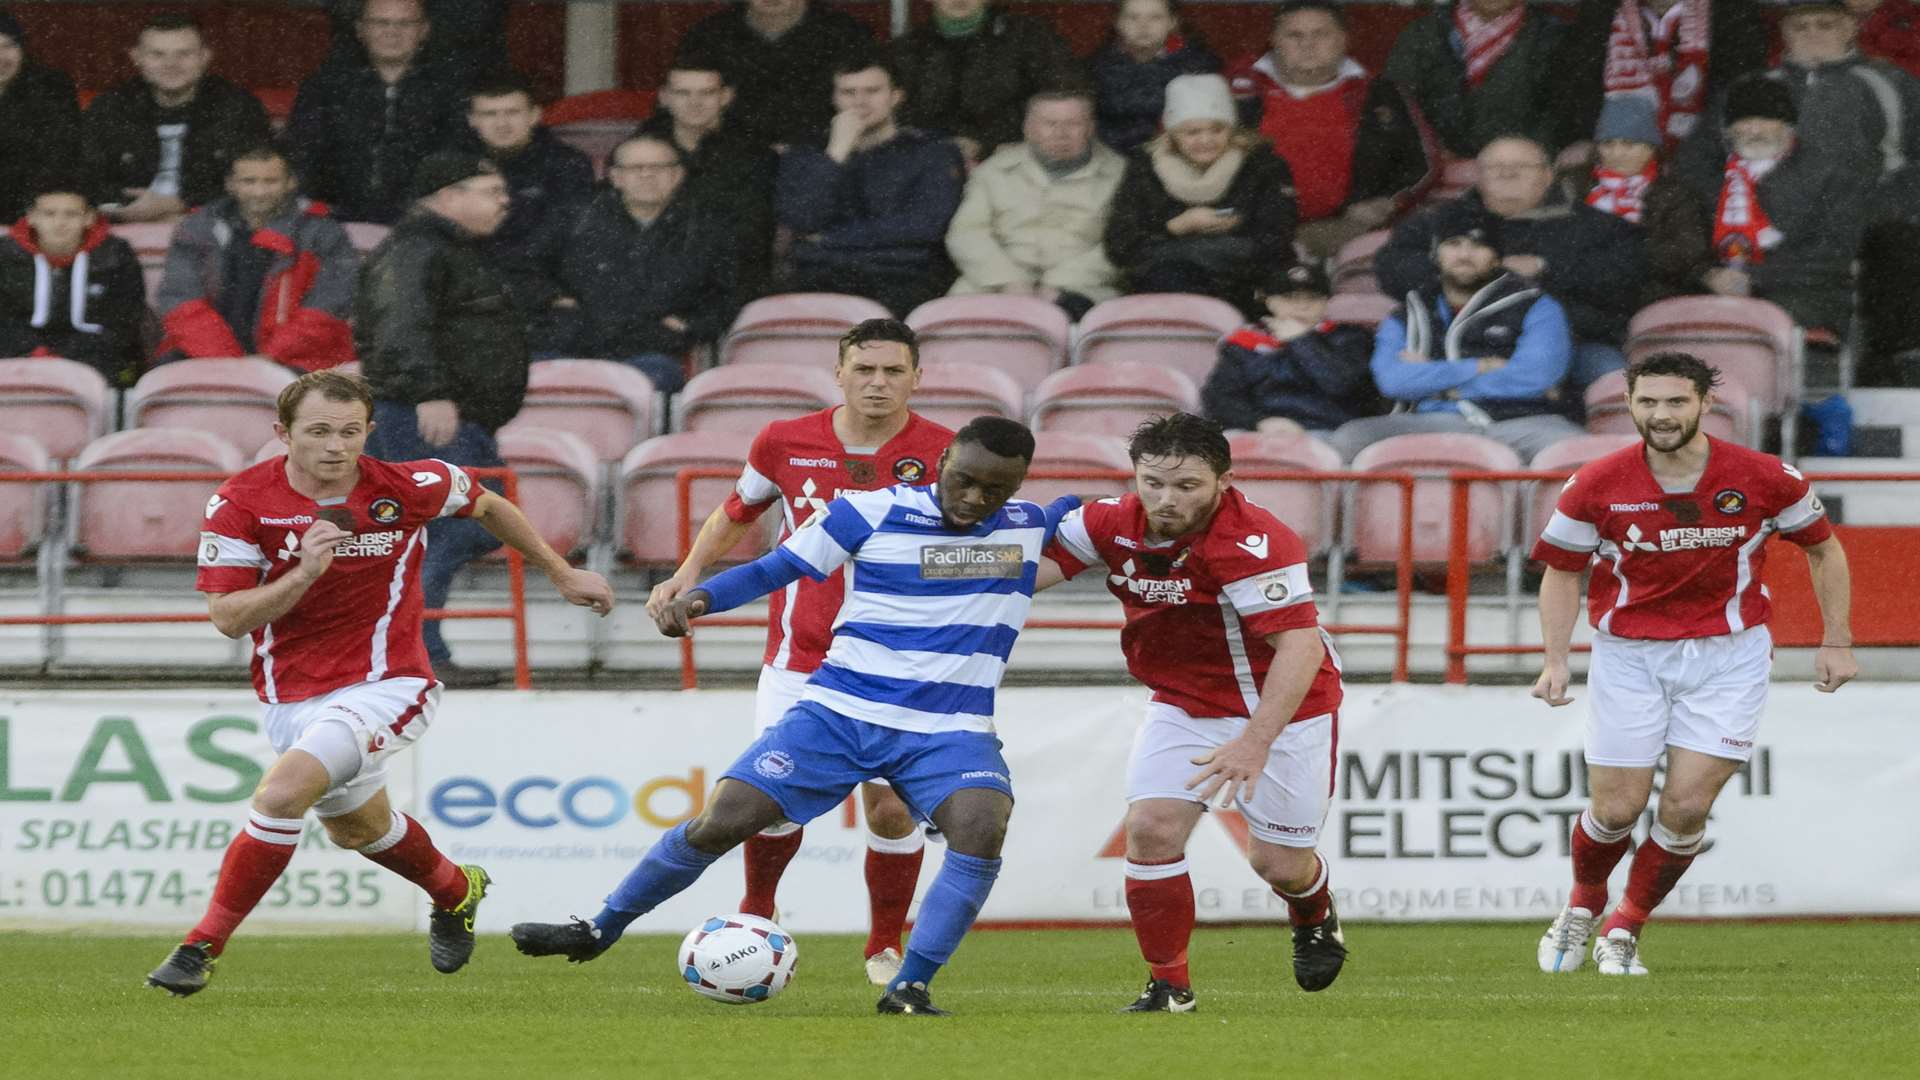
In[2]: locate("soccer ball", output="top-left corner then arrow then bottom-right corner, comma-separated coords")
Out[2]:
678,914 -> 799,1004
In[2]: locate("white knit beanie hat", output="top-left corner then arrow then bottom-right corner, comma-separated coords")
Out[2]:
1162,73 -> 1236,131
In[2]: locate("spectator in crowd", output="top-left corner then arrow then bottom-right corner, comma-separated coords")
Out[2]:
1104,74 -> 1297,311
325,0 -> 510,79
1383,0 -> 1566,160
357,151 -> 525,687
1376,135 -> 1645,391
1328,210 -> 1580,462
892,0 -> 1083,165
1645,76 -> 1874,340
0,178 -> 146,386
289,0 -> 472,224
1227,0 -> 1433,258
674,0 -> 873,149
527,134 -> 741,394
1859,162 -> 1920,382
0,13 -> 80,224
775,54 -> 965,317
1201,260 -> 1382,435
81,14 -> 270,223
1848,0 -> 1920,79
635,57 -> 777,296
1579,94 -> 1666,224
946,89 -> 1126,321
1555,0 -> 1769,156
1088,0 -> 1220,154
153,144 -> 359,372
461,73 -> 593,287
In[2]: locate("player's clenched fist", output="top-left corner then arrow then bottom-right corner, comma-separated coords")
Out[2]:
654,591 -> 711,638
646,575 -> 694,620
291,521 -> 350,581
551,567 -> 616,616
1531,661 -> 1573,707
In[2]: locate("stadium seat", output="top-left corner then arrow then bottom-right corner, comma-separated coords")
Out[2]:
0,431 -> 52,560
70,428 -> 243,560
254,87 -> 296,128
343,222 -> 390,254
1018,431 -> 1133,506
906,294 -> 1070,390
676,362 -> 841,433
1030,362 -> 1200,437
1583,368 -> 1751,445
1072,293 -> 1244,386
1323,291 -> 1398,330
128,357 -> 296,453
0,357 -> 112,462
619,430 -> 762,565
1226,432 -> 1344,555
910,363 -> 1027,430
1347,432 -> 1521,563
1624,296 -> 1798,425
543,89 -> 657,126
487,427 -> 600,560
1332,230 -> 1392,295
1426,157 -> 1480,204
109,221 -> 175,259
1523,433 -> 1642,542
498,359 -> 657,463
720,293 -> 892,368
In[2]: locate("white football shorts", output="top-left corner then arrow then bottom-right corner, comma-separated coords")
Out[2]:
1585,624 -> 1772,767
753,664 -> 812,734
263,676 -> 439,817
1128,702 -> 1335,848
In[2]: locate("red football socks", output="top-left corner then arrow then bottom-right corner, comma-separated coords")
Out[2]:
360,812 -> 469,909
1602,827 -> 1703,938
1569,810 -> 1634,914
863,830 -> 926,959
1276,854 -> 1332,927
1125,858 -> 1196,988
739,827 -> 804,919
186,812 -> 303,955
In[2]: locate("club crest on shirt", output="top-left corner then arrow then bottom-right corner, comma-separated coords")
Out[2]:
370,497 -> 403,525
846,459 -> 877,484
893,457 -> 927,483
921,543 -> 1024,579
1713,489 -> 1746,515
1663,497 -> 1703,524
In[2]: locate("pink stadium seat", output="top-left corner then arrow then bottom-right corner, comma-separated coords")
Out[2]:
343,222 -> 390,254
906,295 -> 1070,390
1583,368 -> 1750,445
1073,294 -> 1243,386
109,221 -> 175,258
1018,431 -> 1132,507
1227,432 -> 1343,555
1332,230 -> 1391,295
677,363 -> 841,434
1625,296 -> 1797,417
911,363 -> 1026,431
0,431 -> 52,560
71,429 -> 243,559
1426,157 -> 1480,204
720,293 -> 892,367
1030,362 -> 1199,437
1323,291 -> 1398,330
498,359 -> 657,463
1348,432 -> 1521,563
1524,433 -> 1642,543
129,357 -> 296,453
620,430 -> 762,565
0,357 -> 111,462
486,427 -> 600,560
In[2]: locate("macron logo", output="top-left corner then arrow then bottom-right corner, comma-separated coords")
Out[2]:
1235,534 -> 1269,559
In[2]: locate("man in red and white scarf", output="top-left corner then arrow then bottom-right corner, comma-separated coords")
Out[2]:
1602,0 -> 1712,149
1455,0 -> 1529,89
1586,94 -> 1664,223
1706,76 -> 1796,297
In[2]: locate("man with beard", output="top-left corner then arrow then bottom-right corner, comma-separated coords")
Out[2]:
1530,351 -> 1855,977
1326,210 -> 1581,463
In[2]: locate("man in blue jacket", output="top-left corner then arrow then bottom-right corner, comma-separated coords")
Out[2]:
775,54 -> 965,316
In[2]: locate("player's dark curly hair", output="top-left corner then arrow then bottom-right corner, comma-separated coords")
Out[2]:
952,416 -> 1035,463
1128,412 -> 1231,476
1625,351 -> 1722,398
839,318 -> 919,368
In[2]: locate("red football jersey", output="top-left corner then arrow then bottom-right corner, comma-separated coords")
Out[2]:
720,407 -> 953,672
196,455 -> 478,703
1531,436 -> 1831,639
1047,487 -> 1344,721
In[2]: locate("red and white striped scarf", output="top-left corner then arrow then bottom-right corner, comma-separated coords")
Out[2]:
1586,162 -> 1659,223
1713,154 -> 1782,265
1602,0 -> 1711,147
1455,3 -> 1528,90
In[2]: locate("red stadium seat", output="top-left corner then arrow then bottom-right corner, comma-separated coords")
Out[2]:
343,222 -> 390,254
1584,369 -> 1751,445
1426,158 -> 1480,204
109,221 -> 175,259
720,293 -> 892,368
128,357 -> 296,453
906,295 -> 1070,390
1625,296 -> 1798,420
1227,432 -> 1343,556
1323,291 -> 1398,330
1030,362 -> 1199,437
1332,229 -> 1392,295
499,359 -> 657,463
1348,432 -> 1521,563
487,427 -> 600,560
1523,433 -> 1642,544
1073,293 -> 1244,386
71,429 -> 243,560
0,431 -> 53,560
543,89 -> 657,125
676,363 -> 841,434
1018,431 -> 1133,506
254,87 -> 296,127
619,430 -> 762,565
551,120 -> 640,178
910,363 -> 1026,430
0,357 -> 112,462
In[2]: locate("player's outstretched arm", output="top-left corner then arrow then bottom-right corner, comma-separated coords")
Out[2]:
1803,535 -> 1857,693
1188,627 -> 1325,807
1531,566 -> 1583,707
653,546 -> 812,638
203,521 -> 349,638
647,504 -> 757,618
469,490 -> 614,616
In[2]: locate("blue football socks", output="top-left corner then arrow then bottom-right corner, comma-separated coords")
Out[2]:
891,849 -> 1002,991
592,822 -> 720,947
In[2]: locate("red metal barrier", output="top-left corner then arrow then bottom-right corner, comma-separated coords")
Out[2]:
0,466 -> 534,689
669,466 -> 1420,688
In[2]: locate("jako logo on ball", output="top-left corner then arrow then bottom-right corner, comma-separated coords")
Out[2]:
680,914 -> 799,1004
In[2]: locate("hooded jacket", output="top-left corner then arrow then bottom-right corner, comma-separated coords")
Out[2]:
80,76 -> 270,210
1375,272 -> 1573,420
0,217 -> 147,386
0,61 -> 81,222
1203,320 -> 1383,431
155,196 -> 360,370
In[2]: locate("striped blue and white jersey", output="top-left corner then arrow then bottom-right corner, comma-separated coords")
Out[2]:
772,483 -> 1063,734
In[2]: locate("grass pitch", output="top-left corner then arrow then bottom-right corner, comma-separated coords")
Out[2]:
3,923 -> 1914,1079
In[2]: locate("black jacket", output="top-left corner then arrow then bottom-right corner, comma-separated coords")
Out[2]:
80,76 -> 270,210
288,60 -> 472,224
1091,37 -> 1222,155
674,4 -> 874,148
636,114 -> 778,294
470,126 -> 596,259
893,10 -> 1085,155
0,62 -> 81,222
0,218 -> 147,387
777,128 -> 966,275
1203,321 -> 1382,432
354,208 -> 527,432
1552,0 -> 1770,150
1382,7 -> 1566,157
324,0 -> 510,79
1104,140 -> 1298,300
